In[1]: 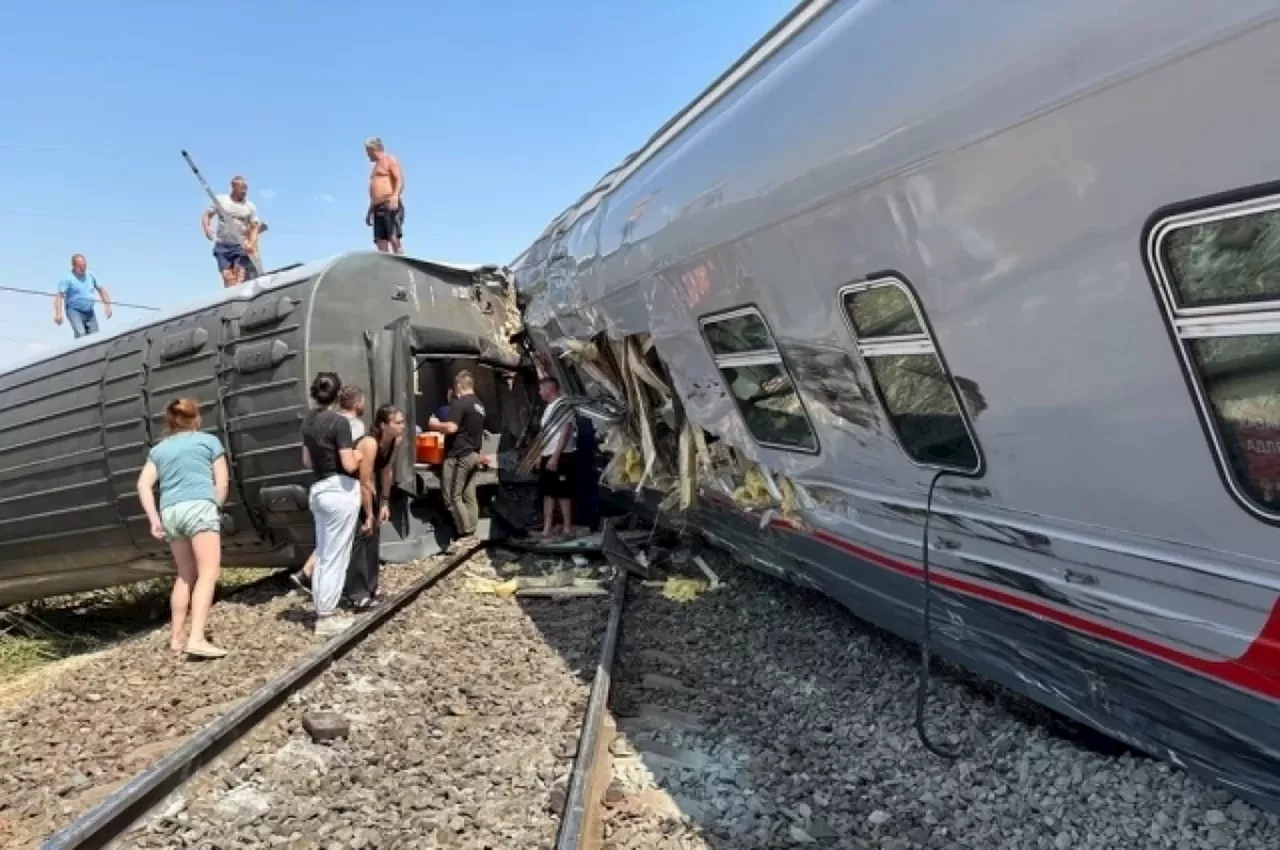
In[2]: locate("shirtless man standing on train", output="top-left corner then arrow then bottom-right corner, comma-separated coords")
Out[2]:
364,137 -> 405,255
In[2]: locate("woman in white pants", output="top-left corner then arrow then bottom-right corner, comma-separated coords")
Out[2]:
300,372 -> 362,637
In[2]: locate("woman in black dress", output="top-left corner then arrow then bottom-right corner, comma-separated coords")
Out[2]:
344,404 -> 405,608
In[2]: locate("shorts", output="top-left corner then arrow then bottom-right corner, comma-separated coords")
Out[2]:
213,241 -> 256,275
371,202 -> 405,242
161,500 -> 222,540
66,308 -> 98,339
538,452 -> 576,500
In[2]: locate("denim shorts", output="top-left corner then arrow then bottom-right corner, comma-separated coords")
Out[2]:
67,309 -> 98,339
161,500 -> 222,540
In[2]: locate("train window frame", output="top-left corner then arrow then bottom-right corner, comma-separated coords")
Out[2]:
697,305 -> 821,455
1146,191 -> 1280,522
838,276 -> 983,474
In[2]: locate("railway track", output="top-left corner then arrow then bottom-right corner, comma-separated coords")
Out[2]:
15,532 -> 1280,850
32,542 -> 630,850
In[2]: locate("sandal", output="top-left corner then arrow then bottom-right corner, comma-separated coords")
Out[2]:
184,643 -> 228,660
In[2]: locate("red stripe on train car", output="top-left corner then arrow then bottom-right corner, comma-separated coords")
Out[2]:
766,520 -> 1280,700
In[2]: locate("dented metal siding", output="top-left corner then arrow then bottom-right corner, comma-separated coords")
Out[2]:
513,0 -> 1280,810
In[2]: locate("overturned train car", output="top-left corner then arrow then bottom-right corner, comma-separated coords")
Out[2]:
512,0 -> 1280,811
0,252 -> 530,606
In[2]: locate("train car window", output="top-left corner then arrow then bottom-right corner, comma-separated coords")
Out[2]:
699,307 -> 818,452
845,284 -> 924,338
1160,208 -> 1280,309
841,278 -> 980,472
705,312 -> 777,356
1149,197 -> 1280,518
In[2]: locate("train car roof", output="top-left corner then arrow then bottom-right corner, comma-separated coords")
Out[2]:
516,0 -> 833,252
1,252 -> 490,377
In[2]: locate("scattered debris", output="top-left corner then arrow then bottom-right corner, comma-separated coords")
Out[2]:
301,711 -> 350,743
660,577 -> 708,603
602,520 -> 658,580
516,586 -> 610,598
691,555 -> 721,591
463,576 -> 519,598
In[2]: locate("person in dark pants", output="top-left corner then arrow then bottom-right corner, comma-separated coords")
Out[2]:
536,376 -> 578,540
428,370 -> 486,551
344,404 -> 405,609
572,414 -> 600,531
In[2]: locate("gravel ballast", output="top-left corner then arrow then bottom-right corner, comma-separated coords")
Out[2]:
8,540 -> 1280,850
601,549 -> 1280,850
120,548 -> 610,849
0,566 -> 426,849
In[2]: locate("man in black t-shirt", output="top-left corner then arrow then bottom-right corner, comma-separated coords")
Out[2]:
427,370 -> 486,547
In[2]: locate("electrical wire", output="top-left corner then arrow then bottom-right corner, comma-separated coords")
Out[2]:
0,285 -> 159,311
0,210 -> 322,236
915,468 -> 966,759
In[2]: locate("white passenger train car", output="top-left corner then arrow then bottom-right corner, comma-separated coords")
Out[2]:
512,0 -> 1280,811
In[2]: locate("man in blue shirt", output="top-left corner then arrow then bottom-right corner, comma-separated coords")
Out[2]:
54,254 -> 113,338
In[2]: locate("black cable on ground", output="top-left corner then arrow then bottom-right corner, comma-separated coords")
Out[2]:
915,469 -> 965,759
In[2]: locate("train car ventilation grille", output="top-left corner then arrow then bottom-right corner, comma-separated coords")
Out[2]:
234,339 -> 291,374
239,296 -> 298,332
159,328 -> 209,361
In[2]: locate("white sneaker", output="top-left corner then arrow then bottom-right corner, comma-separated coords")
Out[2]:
314,616 -> 355,638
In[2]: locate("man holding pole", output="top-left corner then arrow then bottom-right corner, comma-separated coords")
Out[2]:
201,175 -> 261,287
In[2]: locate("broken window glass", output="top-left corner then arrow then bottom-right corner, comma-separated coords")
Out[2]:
704,312 -> 776,356
866,355 -> 978,469
1152,194 -> 1280,519
841,278 -> 981,472
720,363 -> 818,451
1162,207 -> 1280,309
1189,335 -> 1280,511
844,284 -> 924,338
701,308 -> 819,453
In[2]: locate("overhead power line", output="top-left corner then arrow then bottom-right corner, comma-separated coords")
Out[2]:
0,211 -> 323,236
0,285 -> 160,311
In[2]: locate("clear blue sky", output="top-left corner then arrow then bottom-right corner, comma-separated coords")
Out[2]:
0,0 -> 793,367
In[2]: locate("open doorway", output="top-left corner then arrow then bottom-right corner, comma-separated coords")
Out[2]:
379,320 -> 543,561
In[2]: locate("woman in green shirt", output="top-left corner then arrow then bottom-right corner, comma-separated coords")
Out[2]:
136,398 -> 230,658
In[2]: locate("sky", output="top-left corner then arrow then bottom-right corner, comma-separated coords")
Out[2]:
0,0 -> 795,368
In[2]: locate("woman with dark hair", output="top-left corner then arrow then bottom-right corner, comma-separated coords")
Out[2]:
344,404 -> 406,608
301,372 -> 362,636
136,398 -> 229,658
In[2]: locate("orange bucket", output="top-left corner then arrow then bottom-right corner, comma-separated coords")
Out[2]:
415,432 -> 445,465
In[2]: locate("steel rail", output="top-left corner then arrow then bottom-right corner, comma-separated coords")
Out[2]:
555,571 -> 629,850
42,543 -> 484,850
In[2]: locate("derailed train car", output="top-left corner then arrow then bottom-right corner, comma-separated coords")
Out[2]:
0,252 -> 531,606
513,0 -> 1280,810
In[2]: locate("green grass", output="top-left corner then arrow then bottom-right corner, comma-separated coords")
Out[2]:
0,568 -> 278,684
